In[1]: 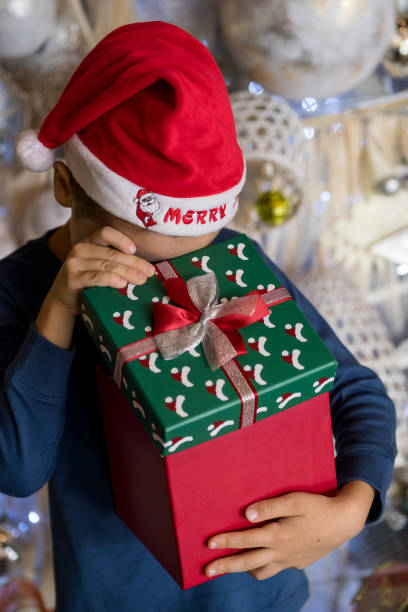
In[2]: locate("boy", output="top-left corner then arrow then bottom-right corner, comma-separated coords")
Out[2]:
1,21 -> 396,612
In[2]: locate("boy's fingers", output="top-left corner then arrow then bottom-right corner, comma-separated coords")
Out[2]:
79,263 -> 148,287
84,225 -> 137,255
73,244 -> 155,277
245,493 -> 305,523
78,270 -> 135,290
207,525 -> 276,550
204,548 -> 274,577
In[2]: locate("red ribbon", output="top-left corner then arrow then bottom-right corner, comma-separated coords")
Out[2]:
152,275 -> 269,361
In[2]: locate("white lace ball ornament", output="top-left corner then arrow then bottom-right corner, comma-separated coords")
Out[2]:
230,91 -> 307,226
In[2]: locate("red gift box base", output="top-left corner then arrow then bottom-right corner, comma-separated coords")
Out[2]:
95,366 -> 337,590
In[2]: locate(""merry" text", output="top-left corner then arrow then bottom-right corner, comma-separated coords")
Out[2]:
163,204 -> 227,225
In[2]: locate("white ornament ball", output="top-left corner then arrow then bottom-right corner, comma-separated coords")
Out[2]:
220,0 -> 395,99
0,0 -> 57,59
230,92 -> 307,180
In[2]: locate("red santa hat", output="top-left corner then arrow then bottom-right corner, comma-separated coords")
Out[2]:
15,21 -> 246,236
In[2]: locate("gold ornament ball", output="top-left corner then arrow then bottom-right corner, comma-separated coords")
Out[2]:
256,191 -> 292,226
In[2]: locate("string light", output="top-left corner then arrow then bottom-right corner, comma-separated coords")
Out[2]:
301,97 -> 318,112
303,127 -> 315,140
396,263 -> 408,276
248,81 -> 264,95
28,511 -> 40,524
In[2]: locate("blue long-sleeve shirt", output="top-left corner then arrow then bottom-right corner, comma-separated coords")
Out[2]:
0,226 -> 397,612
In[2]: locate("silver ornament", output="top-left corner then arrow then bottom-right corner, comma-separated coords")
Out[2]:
2,11 -> 84,126
220,0 -> 395,99
0,0 -> 57,59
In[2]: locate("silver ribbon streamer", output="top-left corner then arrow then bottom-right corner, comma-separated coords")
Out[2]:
113,336 -> 157,387
154,272 -> 261,371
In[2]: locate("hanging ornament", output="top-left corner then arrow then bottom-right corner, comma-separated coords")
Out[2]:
230,91 -> 307,229
220,0 -> 395,99
383,12 -> 408,78
256,190 -> 292,226
0,0 -> 57,59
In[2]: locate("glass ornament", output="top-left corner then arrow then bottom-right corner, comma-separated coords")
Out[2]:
220,0 -> 395,99
0,0 -> 57,59
256,191 -> 292,226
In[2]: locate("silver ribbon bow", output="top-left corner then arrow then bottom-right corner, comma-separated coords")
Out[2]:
154,272 -> 262,371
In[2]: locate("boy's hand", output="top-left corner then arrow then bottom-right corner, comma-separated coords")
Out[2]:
36,226 -> 155,350
204,480 -> 374,580
48,225 -> 156,316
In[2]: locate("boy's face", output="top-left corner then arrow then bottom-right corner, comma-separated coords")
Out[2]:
54,162 -> 219,262
71,207 -> 219,262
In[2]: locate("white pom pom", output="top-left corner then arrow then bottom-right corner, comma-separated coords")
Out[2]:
15,129 -> 56,172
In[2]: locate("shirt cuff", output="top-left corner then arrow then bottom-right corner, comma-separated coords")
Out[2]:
7,321 -> 76,399
335,449 -> 396,524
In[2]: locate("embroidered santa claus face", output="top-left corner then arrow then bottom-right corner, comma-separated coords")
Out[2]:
134,189 -> 160,228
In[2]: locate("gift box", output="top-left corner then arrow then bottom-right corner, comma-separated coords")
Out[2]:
81,234 -> 338,589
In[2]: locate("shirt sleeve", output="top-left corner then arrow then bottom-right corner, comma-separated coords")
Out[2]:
252,240 -> 397,524
0,277 -> 75,497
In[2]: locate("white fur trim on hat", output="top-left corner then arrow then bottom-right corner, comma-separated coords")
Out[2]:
15,130 -> 56,172
64,135 -> 245,236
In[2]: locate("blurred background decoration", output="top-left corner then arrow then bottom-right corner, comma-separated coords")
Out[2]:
219,0 -> 396,100
295,268 -> 408,470
134,0 -> 217,51
383,10 -> 408,79
0,1 -> 407,610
